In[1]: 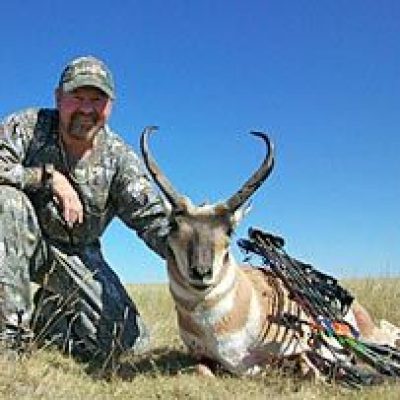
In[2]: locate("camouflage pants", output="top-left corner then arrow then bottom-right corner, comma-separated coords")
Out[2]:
0,185 -> 148,363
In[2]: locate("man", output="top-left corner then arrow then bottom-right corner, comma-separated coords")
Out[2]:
0,56 -> 169,365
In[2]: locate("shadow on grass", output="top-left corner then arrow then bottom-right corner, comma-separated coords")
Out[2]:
85,346 -> 197,381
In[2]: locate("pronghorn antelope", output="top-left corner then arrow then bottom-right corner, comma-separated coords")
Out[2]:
140,127 -> 400,377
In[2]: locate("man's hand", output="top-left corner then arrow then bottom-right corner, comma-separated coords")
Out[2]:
51,170 -> 83,227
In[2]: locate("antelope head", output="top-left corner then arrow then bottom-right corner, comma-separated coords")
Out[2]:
140,127 -> 274,290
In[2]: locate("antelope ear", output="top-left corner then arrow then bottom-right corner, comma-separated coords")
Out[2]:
159,194 -> 192,216
231,202 -> 252,227
159,194 -> 173,216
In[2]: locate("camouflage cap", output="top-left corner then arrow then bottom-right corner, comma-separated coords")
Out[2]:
58,56 -> 115,99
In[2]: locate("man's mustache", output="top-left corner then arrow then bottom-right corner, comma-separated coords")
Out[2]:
71,112 -> 97,125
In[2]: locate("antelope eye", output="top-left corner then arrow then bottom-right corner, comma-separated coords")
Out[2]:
223,251 -> 230,265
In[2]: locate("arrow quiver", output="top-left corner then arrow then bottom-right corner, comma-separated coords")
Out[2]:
238,227 -> 400,388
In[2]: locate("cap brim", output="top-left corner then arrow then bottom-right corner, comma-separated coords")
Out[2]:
62,76 -> 115,99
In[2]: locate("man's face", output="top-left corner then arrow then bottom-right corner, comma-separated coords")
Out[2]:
56,86 -> 113,143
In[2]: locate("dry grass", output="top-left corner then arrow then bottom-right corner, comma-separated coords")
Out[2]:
1,278 -> 400,399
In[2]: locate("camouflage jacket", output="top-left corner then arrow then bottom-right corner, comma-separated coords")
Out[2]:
0,108 -> 168,256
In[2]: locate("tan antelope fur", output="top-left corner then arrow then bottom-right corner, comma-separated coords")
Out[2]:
140,127 -> 400,376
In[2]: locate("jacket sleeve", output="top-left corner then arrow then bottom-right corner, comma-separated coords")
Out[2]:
0,111 -> 42,190
111,144 -> 170,259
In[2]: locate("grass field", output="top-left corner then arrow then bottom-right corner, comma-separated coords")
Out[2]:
1,278 -> 400,399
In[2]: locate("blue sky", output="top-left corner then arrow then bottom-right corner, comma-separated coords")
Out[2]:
1,1 -> 399,282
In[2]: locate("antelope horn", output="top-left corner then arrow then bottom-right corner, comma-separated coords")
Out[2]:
226,131 -> 274,212
140,126 -> 183,209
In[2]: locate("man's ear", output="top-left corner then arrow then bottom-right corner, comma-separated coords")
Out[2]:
55,87 -> 61,108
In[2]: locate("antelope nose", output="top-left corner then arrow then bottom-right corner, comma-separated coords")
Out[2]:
190,264 -> 213,282
195,264 -> 212,276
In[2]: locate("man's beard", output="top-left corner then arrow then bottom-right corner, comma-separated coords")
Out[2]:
67,112 -> 102,141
